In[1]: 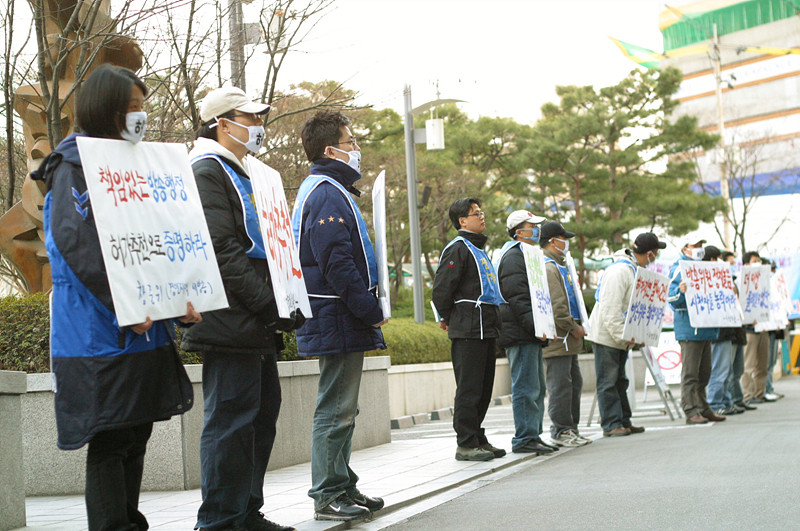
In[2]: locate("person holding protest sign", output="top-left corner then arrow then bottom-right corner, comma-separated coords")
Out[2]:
496,210 -> 560,455
762,259 -> 785,402
432,198 -> 506,462
720,250 -> 755,413
588,233 -> 665,437
740,251 -> 774,406
668,240 -> 725,425
540,222 -> 591,447
184,86 -> 302,531
291,111 -> 387,522
32,64 -> 199,531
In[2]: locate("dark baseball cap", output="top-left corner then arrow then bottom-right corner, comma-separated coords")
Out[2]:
539,221 -> 575,243
633,232 -> 666,254
704,245 -> 721,260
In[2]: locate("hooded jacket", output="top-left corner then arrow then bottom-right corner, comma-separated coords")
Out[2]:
542,247 -> 585,357
587,249 -> 639,351
180,137 -> 283,354
291,158 -> 386,356
496,241 -> 547,349
31,133 -> 193,450
667,255 -> 720,342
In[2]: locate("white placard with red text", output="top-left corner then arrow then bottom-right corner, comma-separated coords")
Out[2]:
622,267 -> 670,347
76,137 -> 228,326
739,265 -> 771,325
679,261 -> 741,328
755,269 -> 790,332
521,244 -> 557,339
246,156 -> 312,319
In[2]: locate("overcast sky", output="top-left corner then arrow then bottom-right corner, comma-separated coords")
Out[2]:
248,0 -> 669,124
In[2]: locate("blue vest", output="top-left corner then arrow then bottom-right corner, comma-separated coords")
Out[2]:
442,236 -> 505,306
291,174 -> 378,289
545,256 -> 581,320
595,257 -> 638,303
192,154 -> 266,259
493,239 -> 521,270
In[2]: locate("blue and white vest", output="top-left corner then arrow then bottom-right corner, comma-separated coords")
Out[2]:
192,154 -> 266,259
291,174 -> 378,294
545,256 -> 581,320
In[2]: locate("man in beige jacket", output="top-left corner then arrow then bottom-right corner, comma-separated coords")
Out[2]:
587,233 -> 665,437
541,222 -> 590,447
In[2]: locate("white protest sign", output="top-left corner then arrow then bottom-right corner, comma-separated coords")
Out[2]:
76,138 -> 227,327
622,267 -> 670,347
755,270 -> 790,332
565,251 -> 591,335
245,156 -> 311,319
739,265 -> 772,325
679,261 -> 742,328
644,331 -> 683,386
371,170 -> 391,319
521,244 -> 557,339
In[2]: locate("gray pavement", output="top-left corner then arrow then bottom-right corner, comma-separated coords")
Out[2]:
15,377 -> 797,530
382,378 -> 800,531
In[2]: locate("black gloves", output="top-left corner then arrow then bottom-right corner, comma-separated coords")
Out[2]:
272,309 -> 306,332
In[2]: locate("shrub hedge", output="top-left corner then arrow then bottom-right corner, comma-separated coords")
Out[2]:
0,293 -> 452,373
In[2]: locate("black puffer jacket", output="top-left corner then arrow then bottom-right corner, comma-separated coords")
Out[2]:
432,230 -> 501,340
181,141 -> 281,354
497,242 -> 548,349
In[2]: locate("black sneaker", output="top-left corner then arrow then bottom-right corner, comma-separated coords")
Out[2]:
480,442 -> 507,458
534,438 -> 560,451
349,489 -> 385,511
314,493 -> 370,521
245,511 -> 297,531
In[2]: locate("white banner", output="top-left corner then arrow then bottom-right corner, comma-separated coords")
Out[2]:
76,138 -> 227,327
246,156 -> 311,319
564,251 -> 591,335
521,244 -> 556,339
739,265 -> 772,325
679,261 -> 742,328
622,268 -> 670,347
371,170 -> 391,319
755,269 -> 790,332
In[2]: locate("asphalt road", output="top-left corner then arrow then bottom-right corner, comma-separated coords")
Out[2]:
383,378 -> 800,531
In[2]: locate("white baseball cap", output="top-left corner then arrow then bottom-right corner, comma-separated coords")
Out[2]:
200,86 -> 270,123
506,210 -> 546,230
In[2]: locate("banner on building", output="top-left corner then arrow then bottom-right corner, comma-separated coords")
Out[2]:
76,138 -> 227,326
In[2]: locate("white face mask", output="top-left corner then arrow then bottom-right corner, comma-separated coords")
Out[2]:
331,146 -> 362,174
120,111 -> 147,143
553,237 -> 569,254
689,247 -> 705,261
219,118 -> 265,153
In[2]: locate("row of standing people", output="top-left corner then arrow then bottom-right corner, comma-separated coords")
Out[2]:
37,65 -> 388,531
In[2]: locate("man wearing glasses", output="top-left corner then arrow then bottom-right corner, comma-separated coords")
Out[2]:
291,111 -> 388,522
432,198 -> 506,462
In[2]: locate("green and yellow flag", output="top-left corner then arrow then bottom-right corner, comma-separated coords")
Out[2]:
609,37 -> 665,69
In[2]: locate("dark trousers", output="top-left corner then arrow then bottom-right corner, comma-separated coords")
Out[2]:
679,340 -> 712,417
545,355 -> 582,438
593,343 -> 632,432
197,348 -> 282,530
85,422 -> 154,531
451,338 -> 496,448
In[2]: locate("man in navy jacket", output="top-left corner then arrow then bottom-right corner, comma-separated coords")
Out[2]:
291,111 -> 387,522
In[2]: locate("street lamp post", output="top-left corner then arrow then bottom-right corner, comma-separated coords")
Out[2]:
403,85 -> 463,323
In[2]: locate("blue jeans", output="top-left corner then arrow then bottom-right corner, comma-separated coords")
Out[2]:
708,340 -> 733,410
593,343 -> 632,432
727,343 -> 745,406
197,349 -> 282,530
766,333 -> 778,394
309,352 -> 364,510
506,343 -> 545,450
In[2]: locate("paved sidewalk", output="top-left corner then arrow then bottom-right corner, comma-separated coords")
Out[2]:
16,389 -> 680,531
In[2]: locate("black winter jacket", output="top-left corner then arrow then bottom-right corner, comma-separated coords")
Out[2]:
432,230 -> 501,340
497,243 -> 548,349
181,147 -> 281,354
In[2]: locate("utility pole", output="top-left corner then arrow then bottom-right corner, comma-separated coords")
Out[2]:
229,0 -> 246,90
712,23 -> 732,250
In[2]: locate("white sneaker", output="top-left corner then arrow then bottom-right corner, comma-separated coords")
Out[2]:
764,393 -> 781,401
566,429 -> 592,445
551,431 -> 582,448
